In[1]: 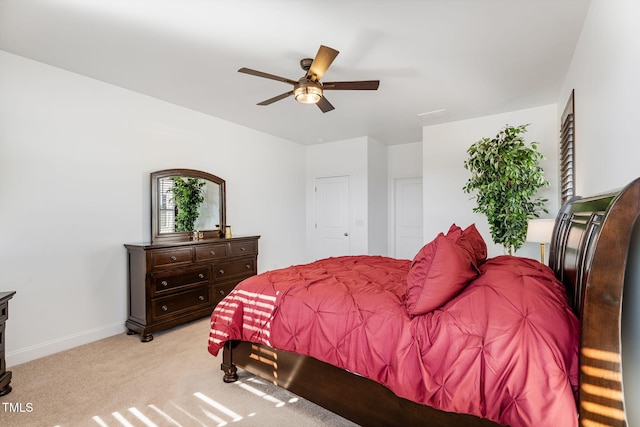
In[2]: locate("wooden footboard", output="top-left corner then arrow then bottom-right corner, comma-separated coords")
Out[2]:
222,340 -> 502,427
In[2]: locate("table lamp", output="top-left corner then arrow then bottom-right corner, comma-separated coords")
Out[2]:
526,219 -> 555,263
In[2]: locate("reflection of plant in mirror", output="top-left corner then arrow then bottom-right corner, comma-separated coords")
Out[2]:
172,177 -> 205,232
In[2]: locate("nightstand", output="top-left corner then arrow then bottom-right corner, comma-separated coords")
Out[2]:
0,291 -> 16,396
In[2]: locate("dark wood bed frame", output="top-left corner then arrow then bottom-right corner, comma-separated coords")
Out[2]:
220,178 -> 640,426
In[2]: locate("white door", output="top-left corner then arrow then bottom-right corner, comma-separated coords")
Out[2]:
394,177 -> 423,259
315,176 -> 350,260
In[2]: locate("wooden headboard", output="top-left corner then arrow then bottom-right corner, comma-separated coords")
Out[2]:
548,177 -> 640,427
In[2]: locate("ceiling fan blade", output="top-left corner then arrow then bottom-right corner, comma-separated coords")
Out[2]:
306,45 -> 339,82
316,96 -> 335,113
322,80 -> 380,90
257,91 -> 294,106
238,67 -> 297,85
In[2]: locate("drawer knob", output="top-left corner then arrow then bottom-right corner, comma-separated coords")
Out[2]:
161,280 -> 168,287
219,269 -> 225,275
198,295 -> 205,301
170,256 -> 177,261
198,273 -> 205,279
209,250 -> 216,255
219,290 -> 225,295
245,264 -> 251,269
240,247 -> 246,251
161,305 -> 168,311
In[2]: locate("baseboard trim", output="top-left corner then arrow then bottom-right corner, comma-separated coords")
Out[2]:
6,321 -> 126,366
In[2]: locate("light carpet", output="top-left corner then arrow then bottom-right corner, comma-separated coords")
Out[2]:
0,318 -> 357,427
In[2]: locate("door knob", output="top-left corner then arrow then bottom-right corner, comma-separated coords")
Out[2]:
344,232 -> 349,236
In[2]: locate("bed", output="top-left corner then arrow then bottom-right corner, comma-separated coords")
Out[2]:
208,178 -> 639,426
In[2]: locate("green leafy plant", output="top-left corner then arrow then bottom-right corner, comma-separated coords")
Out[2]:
172,177 -> 206,232
463,124 -> 549,254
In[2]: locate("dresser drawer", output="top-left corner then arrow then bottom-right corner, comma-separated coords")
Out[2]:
213,282 -> 237,303
229,240 -> 257,257
214,258 -> 256,280
152,287 -> 210,320
195,244 -> 228,262
150,266 -> 210,295
150,247 -> 193,270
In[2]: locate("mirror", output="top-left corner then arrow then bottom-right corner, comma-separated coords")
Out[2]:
151,169 -> 226,244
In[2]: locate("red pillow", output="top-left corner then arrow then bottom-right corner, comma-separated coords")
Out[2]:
447,223 -> 487,266
405,232 -> 479,315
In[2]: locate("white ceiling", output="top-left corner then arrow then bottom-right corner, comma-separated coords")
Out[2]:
0,0 -> 590,145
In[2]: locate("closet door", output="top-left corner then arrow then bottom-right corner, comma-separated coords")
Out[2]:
314,176 -> 350,260
394,177 -> 423,260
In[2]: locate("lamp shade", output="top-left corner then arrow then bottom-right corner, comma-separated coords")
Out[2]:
526,219 -> 555,243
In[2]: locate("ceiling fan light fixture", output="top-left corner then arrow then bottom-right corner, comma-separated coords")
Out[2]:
294,82 -> 322,104
239,45 -> 379,112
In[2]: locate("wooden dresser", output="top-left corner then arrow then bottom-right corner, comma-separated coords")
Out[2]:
125,236 -> 259,342
0,291 -> 16,396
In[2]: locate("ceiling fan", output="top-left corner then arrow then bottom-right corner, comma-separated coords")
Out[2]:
238,45 -> 380,113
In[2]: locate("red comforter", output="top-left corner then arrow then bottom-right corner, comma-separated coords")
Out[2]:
208,255 -> 579,427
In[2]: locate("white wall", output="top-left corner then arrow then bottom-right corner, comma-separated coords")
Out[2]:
559,0 -> 640,194
0,51 -> 307,365
388,142 -> 423,179
367,138 -> 388,256
422,105 -> 559,259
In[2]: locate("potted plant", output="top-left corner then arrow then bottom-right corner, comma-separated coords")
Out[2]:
463,124 -> 549,254
172,177 -> 206,232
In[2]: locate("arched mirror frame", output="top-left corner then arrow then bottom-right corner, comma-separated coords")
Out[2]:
151,168 -> 226,244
